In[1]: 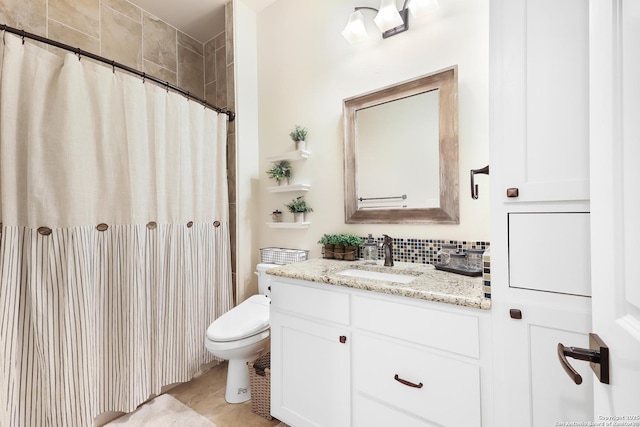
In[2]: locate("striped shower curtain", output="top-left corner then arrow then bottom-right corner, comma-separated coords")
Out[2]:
0,32 -> 233,426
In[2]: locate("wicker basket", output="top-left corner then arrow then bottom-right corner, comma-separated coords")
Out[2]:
248,352 -> 272,420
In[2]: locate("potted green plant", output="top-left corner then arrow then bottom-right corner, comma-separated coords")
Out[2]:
328,233 -> 363,261
266,160 -> 292,185
318,233 -> 336,259
284,196 -> 313,223
289,125 -> 308,151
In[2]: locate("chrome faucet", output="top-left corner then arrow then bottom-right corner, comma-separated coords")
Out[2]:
382,234 -> 394,267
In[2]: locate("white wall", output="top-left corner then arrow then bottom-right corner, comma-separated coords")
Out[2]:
234,0 -> 261,302
254,0 -> 489,260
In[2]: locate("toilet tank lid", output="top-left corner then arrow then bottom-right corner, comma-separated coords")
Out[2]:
206,295 -> 270,342
256,263 -> 279,272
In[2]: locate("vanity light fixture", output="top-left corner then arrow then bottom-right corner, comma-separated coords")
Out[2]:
342,0 -> 440,44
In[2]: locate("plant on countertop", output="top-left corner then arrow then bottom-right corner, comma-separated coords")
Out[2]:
318,233 -> 363,260
318,234 -> 335,245
317,233 -> 363,246
334,234 -> 363,247
266,160 -> 292,184
289,125 -> 308,142
285,196 -> 313,213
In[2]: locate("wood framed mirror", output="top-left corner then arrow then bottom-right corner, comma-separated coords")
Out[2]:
343,66 -> 459,224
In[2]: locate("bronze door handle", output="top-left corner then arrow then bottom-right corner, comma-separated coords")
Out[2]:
557,333 -> 610,385
470,165 -> 490,199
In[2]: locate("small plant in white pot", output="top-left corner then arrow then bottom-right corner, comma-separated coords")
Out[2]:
289,125 -> 308,151
285,196 -> 313,223
266,160 -> 292,185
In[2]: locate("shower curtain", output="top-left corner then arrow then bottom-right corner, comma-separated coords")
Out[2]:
0,32 -> 233,426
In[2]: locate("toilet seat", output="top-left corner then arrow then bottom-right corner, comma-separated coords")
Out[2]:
206,295 -> 270,342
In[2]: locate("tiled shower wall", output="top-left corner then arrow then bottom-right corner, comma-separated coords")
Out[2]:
0,0 -> 206,98
1,0 -> 238,298
210,3 -> 238,302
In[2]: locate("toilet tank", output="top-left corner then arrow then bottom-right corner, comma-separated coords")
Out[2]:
255,263 -> 279,298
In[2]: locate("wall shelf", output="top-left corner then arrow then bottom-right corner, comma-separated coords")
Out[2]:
266,149 -> 311,230
267,222 -> 311,229
266,184 -> 310,193
266,149 -> 310,162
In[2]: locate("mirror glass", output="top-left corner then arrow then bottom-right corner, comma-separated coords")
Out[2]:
343,66 -> 459,224
356,89 -> 440,210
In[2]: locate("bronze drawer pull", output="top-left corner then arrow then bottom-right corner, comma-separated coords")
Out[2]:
506,187 -> 519,198
394,374 -> 423,389
339,335 -> 347,344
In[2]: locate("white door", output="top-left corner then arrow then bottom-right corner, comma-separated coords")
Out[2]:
589,0 -> 640,417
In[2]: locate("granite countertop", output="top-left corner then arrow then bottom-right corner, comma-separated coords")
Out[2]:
267,258 -> 491,310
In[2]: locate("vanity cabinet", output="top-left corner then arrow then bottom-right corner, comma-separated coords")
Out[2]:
270,280 -> 351,427
490,0 -> 593,425
270,277 -> 493,427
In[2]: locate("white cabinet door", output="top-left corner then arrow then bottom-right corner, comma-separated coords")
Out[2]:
270,312 -> 350,427
492,0 -> 590,203
497,296 -> 593,426
269,268 -> 351,427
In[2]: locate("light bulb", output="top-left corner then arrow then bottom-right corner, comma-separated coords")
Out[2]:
374,0 -> 403,33
341,10 -> 369,44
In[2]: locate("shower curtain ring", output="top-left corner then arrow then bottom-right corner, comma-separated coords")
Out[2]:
111,61 -> 116,73
76,48 -> 82,61
20,29 -> 25,45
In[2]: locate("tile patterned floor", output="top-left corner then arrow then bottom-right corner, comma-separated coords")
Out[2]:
168,361 -> 282,427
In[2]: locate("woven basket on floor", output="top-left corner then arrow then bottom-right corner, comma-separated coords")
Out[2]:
248,352 -> 272,420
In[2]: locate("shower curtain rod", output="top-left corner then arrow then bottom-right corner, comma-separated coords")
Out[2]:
1,23 -> 236,121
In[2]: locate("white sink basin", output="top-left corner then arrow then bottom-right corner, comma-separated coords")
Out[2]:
337,269 -> 416,284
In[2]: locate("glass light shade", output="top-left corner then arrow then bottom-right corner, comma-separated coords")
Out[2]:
408,0 -> 440,17
373,0 -> 403,33
342,10 -> 369,44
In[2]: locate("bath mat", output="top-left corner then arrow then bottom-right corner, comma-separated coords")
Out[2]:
105,394 -> 217,427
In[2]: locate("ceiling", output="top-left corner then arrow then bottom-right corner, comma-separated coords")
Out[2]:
128,0 -> 278,43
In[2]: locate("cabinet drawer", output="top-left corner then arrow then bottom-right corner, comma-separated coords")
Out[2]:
354,393 -> 438,427
271,280 -> 350,325
353,333 -> 481,427
353,295 -> 480,358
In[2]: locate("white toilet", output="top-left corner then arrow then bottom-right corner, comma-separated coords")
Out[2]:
204,263 -> 276,403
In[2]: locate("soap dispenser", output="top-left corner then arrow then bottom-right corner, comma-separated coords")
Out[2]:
363,234 -> 378,265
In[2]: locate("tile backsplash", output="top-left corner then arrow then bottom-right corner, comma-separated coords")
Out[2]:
358,236 -> 491,298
